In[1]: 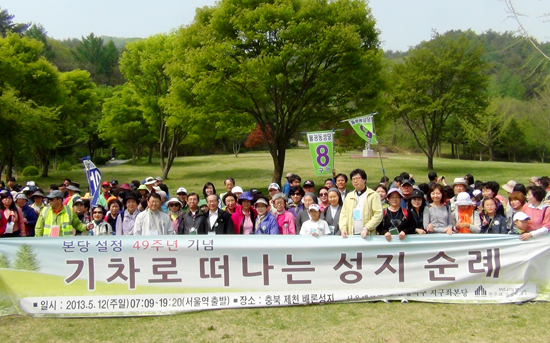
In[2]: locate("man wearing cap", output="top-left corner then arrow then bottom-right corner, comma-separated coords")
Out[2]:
339,169 -> 383,238
134,193 -> 174,235
15,193 -> 38,237
199,194 -> 234,235
399,179 -> 414,209
35,190 -> 90,237
115,194 -> 140,235
72,198 -> 91,235
98,181 -> 112,208
176,187 -> 189,215
303,180 -> 315,194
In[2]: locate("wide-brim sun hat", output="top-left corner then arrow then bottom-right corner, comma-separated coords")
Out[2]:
455,192 -> 475,206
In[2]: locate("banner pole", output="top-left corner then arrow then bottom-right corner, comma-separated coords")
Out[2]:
371,113 -> 386,178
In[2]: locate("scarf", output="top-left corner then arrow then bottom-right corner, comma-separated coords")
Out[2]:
457,206 -> 473,233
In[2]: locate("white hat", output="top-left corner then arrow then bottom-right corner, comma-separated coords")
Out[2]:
25,181 -> 36,187
502,180 -> 517,193
155,176 -> 163,181
156,190 -> 166,199
268,183 -> 280,191
513,212 -> 530,221
454,192 -> 474,206
255,198 -> 269,206
451,178 -> 468,188
176,187 -> 187,194
386,188 -> 404,198
473,189 -> 482,197
166,198 -> 182,206
308,203 -> 321,212
15,193 -> 27,200
144,177 -> 156,185
232,186 -> 243,194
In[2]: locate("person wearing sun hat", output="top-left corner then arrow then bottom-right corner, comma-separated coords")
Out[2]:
449,177 -> 469,212
29,190 -> 46,214
166,198 -> 184,233
144,177 -> 156,193
451,192 -> 481,234
231,191 -> 257,234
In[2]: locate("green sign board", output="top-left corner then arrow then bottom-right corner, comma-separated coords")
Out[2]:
307,131 -> 334,176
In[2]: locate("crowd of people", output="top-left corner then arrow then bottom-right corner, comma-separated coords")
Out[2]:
1,170 -> 549,241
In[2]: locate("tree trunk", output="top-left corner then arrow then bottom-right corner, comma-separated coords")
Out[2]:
148,145 -> 154,164
233,141 -> 241,157
40,153 -> 50,177
489,147 -> 494,161
269,142 -> 286,185
162,129 -> 184,180
451,143 -> 455,159
479,150 -> 482,161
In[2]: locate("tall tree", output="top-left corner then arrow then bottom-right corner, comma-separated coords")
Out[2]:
120,34 -> 188,178
390,32 -> 489,169
0,7 -> 28,36
13,244 -> 40,271
169,0 -> 384,184
72,33 -> 121,85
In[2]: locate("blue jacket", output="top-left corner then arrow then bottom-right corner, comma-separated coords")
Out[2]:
255,212 -> 279,235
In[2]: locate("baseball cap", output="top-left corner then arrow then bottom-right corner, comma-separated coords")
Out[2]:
303,180 -> 315,187
176,187 -> 188,195
255,198 -> 269,206
47,190 -> 65,199
513,212 -> 530,221
268,183 -> 280,191
308,203 -> 321,212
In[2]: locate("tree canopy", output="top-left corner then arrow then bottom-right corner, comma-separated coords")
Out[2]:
168,0 -> 384,184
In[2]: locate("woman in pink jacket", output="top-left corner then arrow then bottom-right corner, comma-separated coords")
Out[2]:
520,186 -> 550,240
271,193 -> 296,235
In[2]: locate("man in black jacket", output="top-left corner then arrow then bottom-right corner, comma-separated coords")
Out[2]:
198,194 -> 234,235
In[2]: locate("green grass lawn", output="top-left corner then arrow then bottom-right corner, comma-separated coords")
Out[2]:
4,150 -> 550,342
17,149 -> 548,196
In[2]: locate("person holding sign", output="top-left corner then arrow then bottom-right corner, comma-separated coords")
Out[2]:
339,169 -> 383,238
34,190 -> 89,237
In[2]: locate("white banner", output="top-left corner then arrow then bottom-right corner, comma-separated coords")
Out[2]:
1,235 -> 549,317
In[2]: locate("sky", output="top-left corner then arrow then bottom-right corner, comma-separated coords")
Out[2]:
2,0 -> 548,51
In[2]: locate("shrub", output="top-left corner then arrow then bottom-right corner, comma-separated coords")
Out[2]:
22,166 -> 39,177
57,161 -> 72,171
117,154 -> 126,160
93,155 -> 109,165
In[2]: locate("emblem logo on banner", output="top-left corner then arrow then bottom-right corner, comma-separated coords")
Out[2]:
306,131 -> 334,176
347,115 -> 377,145
83,158 -> 102,207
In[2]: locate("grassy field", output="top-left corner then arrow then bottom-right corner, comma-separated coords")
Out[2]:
15,148 -> 549,196
3,149 -> 550,342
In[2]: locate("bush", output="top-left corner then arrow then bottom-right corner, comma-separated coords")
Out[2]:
22,166 -> 39,177
93,155 -> 109,165
57,161 -> 72,171
117,154 -> 126,160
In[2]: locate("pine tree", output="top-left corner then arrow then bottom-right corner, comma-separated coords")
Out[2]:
13,244 -> 39,271
0,253 -> 10,268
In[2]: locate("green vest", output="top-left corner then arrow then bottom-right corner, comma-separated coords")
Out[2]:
39,205 -> 75,237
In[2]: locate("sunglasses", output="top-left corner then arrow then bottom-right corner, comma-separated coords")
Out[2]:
92,211 -> 103,214
319,193 -> 328,196
169,204 -> 180,207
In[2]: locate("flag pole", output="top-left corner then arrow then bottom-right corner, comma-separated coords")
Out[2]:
371,113 -> 386,179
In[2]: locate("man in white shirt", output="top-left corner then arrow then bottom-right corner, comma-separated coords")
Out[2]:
134,193 -> 174,235
198,194 -> 234,235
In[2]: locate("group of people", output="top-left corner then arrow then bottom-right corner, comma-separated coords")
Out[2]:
1,170 -> 549,242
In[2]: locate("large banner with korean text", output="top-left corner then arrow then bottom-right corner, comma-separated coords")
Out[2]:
1,235 -> 550,317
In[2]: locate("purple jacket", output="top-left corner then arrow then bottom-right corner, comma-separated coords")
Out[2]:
254,212 -> 279,235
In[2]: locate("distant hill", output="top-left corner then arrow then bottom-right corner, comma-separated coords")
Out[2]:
100,36 -> 143,50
